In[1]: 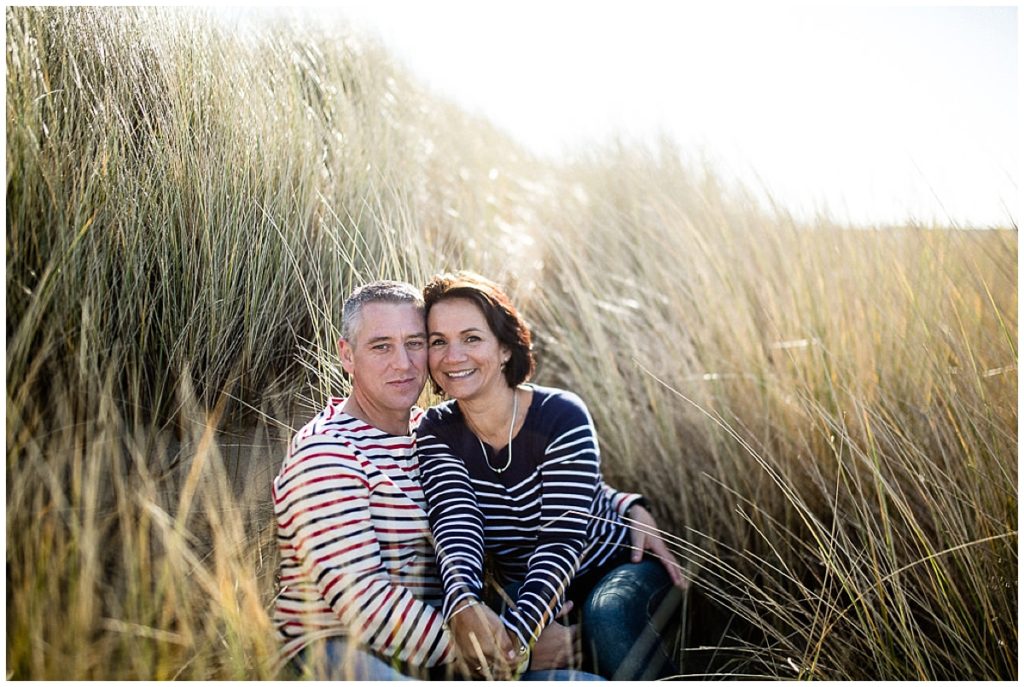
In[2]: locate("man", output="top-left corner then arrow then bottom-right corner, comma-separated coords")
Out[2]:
272,281 -> 449,679
272,280 -> 677,679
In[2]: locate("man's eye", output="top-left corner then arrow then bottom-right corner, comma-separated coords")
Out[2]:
407,340 -> 425,350
373,344 -> 390,352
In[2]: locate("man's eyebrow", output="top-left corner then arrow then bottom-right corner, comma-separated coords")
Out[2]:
365,333 -> 425,344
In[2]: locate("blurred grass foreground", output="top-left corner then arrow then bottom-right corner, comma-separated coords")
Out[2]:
5,6 -> 1017,680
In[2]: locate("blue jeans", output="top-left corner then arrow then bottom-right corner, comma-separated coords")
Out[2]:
294,637 -> 603,681
579,558 -> 682,680
293,638 -> 413,680
521,668 -> 604,681
495,556 -> 681,680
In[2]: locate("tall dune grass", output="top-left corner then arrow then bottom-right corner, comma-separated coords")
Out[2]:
6,6 -> 1016,680
524,145 -> 1017,678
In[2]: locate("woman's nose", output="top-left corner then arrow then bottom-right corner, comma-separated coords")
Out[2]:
442,342 -> 465,362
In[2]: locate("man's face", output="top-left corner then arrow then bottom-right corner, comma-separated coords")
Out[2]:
339,301 -> 428,416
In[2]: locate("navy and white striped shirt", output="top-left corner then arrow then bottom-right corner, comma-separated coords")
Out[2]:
416,385 -> 641,649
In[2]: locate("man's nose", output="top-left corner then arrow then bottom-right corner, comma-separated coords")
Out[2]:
392,345 -> 414,370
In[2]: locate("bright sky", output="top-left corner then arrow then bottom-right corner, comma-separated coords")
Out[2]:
229,2 -> 1018,228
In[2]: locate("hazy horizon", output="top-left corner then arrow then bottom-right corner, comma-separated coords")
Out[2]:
215,2 -> 1018,229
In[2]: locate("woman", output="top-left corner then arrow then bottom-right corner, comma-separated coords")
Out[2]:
416,271 -> 687,680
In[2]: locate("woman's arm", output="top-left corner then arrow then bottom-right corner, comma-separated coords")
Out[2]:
601,485 -> 688,587
417,419 -> 518,672
416,423 -> 486,616
500,398 -> 601,650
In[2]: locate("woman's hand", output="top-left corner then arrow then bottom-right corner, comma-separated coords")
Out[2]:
529,621 -> 579,670
449,600 -> 518,679
626,504 -> 689,589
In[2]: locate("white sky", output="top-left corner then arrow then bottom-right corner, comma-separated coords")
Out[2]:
226,2 -> 1018,228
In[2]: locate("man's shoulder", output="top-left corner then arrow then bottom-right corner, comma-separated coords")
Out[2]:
295,400 -> 362,439
410,405 -> 425,427
284,401 -> 380,461
273,411 -> 364,491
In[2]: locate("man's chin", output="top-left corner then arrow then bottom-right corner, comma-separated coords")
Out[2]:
387,389 -> 424,410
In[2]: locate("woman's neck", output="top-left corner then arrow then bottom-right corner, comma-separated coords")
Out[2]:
459,385 -> 526,449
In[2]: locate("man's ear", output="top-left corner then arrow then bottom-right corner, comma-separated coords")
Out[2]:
338,337 -> 355,376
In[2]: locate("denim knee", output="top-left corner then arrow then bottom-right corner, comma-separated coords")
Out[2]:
583,559 -> 674,627
582,558 -> 681,680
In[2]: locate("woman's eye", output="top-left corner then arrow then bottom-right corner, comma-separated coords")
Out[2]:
429,338 -> 445,347
465,335 -> 480,343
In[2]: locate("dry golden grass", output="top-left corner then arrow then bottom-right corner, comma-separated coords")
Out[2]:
6,6 -> 1016,680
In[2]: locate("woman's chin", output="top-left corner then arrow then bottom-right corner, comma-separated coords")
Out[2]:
434,376 -> 474,400
442,389 -> 470,401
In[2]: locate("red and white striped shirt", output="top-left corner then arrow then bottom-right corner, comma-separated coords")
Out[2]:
272,399 -> 452,667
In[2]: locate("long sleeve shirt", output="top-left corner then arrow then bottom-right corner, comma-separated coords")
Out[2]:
416,385 -> 642,650
272,400 -> 452,667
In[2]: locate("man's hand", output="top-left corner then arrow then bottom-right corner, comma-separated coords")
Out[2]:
530,621 -> 579,670
449,600 -> 517,679
626,504 -> 689,589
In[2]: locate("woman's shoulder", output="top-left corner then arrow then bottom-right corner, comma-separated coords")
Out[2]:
526,384 -> 591,420
419,398 -> 461,430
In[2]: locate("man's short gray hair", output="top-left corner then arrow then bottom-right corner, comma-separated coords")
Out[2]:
340,280 -> 425,343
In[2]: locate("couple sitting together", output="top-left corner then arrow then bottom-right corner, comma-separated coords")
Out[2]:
272,271 -> 687,681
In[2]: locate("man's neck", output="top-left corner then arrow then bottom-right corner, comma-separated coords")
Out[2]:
342,392 -> 411,436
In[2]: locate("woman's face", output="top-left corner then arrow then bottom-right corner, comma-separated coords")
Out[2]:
427,297 -> 511,402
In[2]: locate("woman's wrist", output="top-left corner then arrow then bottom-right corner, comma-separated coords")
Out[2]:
447,597 -> 480,624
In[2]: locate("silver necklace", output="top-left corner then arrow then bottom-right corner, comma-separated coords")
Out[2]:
478,389 -> 518,474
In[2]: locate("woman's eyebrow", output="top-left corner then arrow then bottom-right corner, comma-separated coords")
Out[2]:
429,327 -> 484,337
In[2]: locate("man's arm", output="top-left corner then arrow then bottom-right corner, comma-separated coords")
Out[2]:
275,435 -> 452,666
601,482 -> 645,516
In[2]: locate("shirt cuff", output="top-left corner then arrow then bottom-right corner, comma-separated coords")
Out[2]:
619,493 -> 647,516
499,608 -> 535,651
